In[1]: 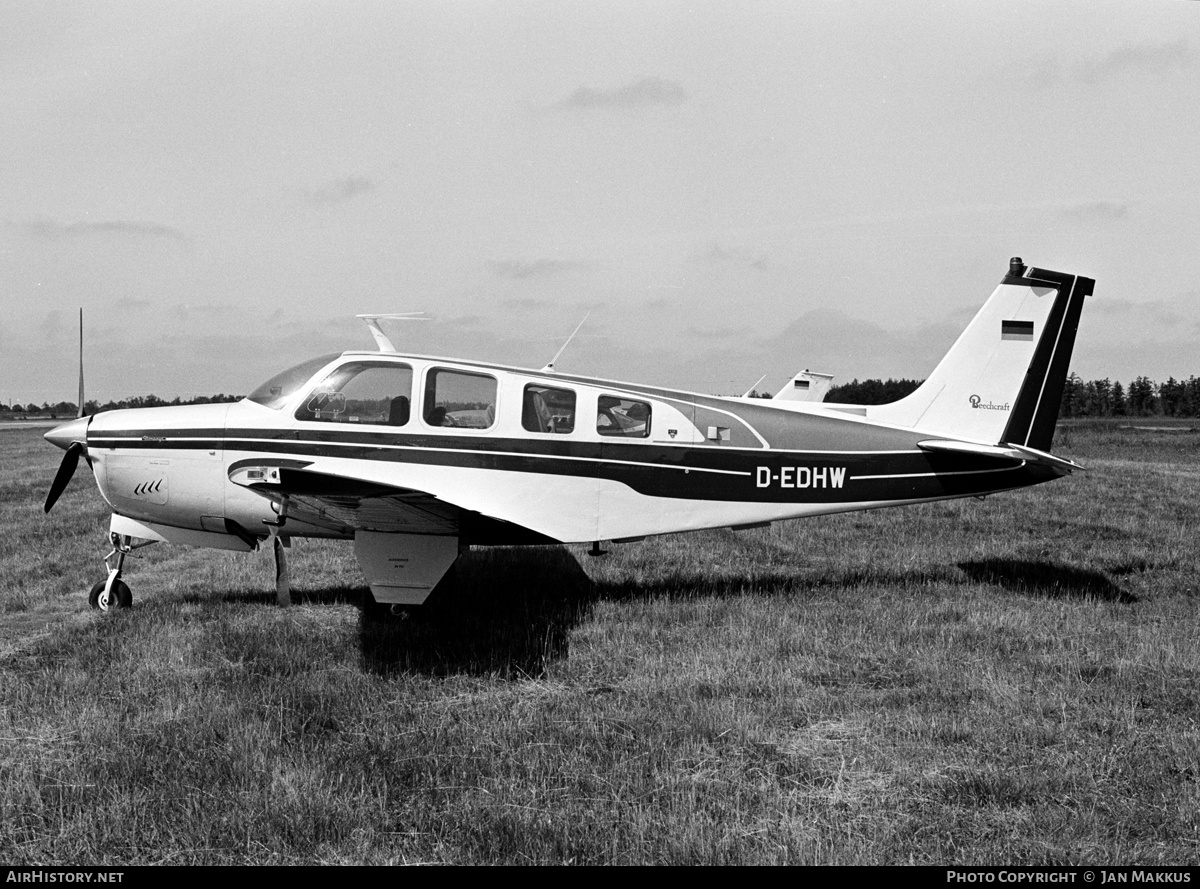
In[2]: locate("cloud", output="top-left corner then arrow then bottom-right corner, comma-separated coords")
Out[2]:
699,243 -> 770,272
1023,57 -> 1064,90
172,302 -> 239,320
1022,40 -> 1189,90
686,322 -> 755,342
751,310 -> 963,382
1089,296 -> 1184,328
1060,201 -> 1130,223
310,175 -> 375,205
487,259 -> 583,280
21,217 -> 189,243
1078,39 -> 1190,84
555,77 -> 688,110
501,296 -> 553,311
39,310 -> 64,341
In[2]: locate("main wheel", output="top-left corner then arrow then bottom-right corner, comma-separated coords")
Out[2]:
88,580 -> 132,611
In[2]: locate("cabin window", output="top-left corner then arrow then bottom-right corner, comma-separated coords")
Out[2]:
597,395 -> 651,438
522,384 -> 576,434
295,363 -> 413,426
247,353 -> 341,410
423,369 -> 497,429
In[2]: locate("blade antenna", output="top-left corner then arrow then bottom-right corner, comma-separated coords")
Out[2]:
541,312 -> 590,373
355,313 -> 429,352
77,308 -> 85,418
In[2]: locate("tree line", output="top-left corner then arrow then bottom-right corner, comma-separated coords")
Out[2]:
747,378 -> 924,402
816,375 -> 1200,418
1,394 -> 242,419
1058,374 -> 1200,418
826,378 -> 923,405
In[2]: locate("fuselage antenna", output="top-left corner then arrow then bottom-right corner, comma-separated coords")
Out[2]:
355,313 -> 429,353
541,312 -> 591,373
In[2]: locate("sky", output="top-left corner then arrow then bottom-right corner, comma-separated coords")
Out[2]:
2,0 -> 1198,405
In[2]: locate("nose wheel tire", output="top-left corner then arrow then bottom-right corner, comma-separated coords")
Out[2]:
88,580 -> 132,611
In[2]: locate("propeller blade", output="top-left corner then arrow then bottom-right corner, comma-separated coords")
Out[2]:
44,441 -> 84,513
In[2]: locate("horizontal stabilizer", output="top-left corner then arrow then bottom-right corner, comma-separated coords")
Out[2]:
1005,442 -> 1085,475
917,439 -> 1084,475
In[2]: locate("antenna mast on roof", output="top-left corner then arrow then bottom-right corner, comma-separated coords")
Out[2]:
541,312 -> 591,373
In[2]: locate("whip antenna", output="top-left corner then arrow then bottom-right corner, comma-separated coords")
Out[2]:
542,312 -> 590,373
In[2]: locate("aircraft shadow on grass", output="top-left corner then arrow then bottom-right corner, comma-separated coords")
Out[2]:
348,548 -> 987,676
356,545 -> 597,678
957,558 -> 1135,604
353,549 -> 966,675
348,545 -> 844,676
196,548 -> 1134,678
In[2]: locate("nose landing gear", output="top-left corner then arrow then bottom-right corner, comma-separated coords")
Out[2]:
88,533 -> 152,611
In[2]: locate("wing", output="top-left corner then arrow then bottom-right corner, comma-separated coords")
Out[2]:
228,459 -> 555,544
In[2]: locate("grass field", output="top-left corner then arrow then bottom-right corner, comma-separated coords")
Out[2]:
1,419 -> 1198,864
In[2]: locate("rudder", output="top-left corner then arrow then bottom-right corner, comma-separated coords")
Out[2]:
1000,265 -> 1093,451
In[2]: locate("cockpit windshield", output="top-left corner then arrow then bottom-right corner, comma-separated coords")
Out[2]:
246,353 -> 341,410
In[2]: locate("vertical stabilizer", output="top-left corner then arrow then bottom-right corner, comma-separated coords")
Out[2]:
869,258 -> 1092,449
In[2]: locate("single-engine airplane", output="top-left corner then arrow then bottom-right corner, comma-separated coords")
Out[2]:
44,257 -> 1092,611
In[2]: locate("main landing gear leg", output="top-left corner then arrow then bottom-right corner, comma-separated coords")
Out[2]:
271,534 -> 291,607
264,496 -> 292,607
89,533 -> 139,611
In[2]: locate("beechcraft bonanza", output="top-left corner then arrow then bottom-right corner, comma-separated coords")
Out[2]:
44,257 -> 1092,611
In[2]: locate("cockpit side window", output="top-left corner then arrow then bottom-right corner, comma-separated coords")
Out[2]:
423,369 -> 497,429
597,395 -> 651,438
246,353 -> 342,410
522,384 -> 576,434
295,363 -> 413,426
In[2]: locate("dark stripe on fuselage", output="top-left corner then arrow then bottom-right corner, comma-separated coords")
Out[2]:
88,426 -> 1057,504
